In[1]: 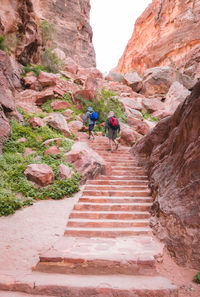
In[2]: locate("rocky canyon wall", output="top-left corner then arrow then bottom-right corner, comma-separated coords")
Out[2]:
117,0 -> 200,77
132,81 -> 200,269
32,0 -> 96,68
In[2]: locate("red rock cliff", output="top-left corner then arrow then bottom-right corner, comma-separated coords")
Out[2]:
117,0 -> 200,77
33,0 -> 96,68
132,81 -> 200,269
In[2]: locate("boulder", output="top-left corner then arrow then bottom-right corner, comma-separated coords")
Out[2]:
84,77 -> 99,90
132,80 -> 200,269
77,68 -> 103,80
35,88 -> 55,105
164,81 -> 191,113
105,72 -> 124,83
123,72 -> 142,92
24,148 -> 36,157
118,97 -> 143,111
119,126 -> 141,146
37,71 -> 57,88
59,164 -> 73,180
64,57 -> 78,74
24,164 -> 54,187
42,138 -> 63,147
44,146 -> 60,155
68,120 -> 83,132
51,100 -> 71,111
142,98 -> 165,114
141,67 -> 194,96
22,76 -> 40,91
62,109 -> 74,117
29,117 -> 44,128
44,113 -> 71,137
125,107 -> 143,120
74,89 -> 95,101
126,116 -> 150,135
65,142 -> 106,184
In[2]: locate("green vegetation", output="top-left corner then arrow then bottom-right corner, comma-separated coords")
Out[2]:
0,112 -> 81,216
22,64 -> 50,77
78,87 -> 126,124
141,109 -> 160,122
40,48 -> 63,73
193,272 -> 200,284
41,93 -> 71,113
0,35 -> 11,54
40,20 -> 57,47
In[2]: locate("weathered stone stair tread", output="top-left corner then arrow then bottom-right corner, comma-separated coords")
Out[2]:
70,210 -> 151,219
74,202 -> 152,212
99,175 -> 148,180
0,273 -> 178,296
80,197 -> 152,203
67,218 -> 150,227
82,190 -> 151,197
64,226 -> 152,237
85,184 -> 149,189
88,180 -> 148,185
0,292 -> 53,297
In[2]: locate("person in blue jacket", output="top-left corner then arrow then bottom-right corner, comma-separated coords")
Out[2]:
83,107 -> 96,140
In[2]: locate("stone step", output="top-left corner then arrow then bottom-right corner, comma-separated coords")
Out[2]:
97,175 -> 148,181
64,226 -> 152,237
79,196 -> 152,204
88,179 -> 148,185
109,165 -> 143,169
0,292 -> 53,297
74,202 -> 152,212
111,170 -> 147,176
107,161 -> 139,165
67,218 -> 150,228
69,210 -> 151,220
35,236 -> 162,276
84,185 -> 149,191
0,273 -> 178,297
82,189 -> 151,197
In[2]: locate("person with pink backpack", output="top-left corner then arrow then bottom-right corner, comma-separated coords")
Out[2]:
105,111 -> 120,152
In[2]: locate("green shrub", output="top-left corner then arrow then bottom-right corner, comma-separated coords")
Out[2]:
194,272 -> 200,284
141,109 -> 160,122
39,20 -> 57,47
0,191 -> 22,216
0,35 -> 11,54
40,48 -> 62,73
41,93 -> 71,113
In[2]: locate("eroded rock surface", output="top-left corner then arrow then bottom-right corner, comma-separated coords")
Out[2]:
132,80 -> 200,269
117,0 -> 200,77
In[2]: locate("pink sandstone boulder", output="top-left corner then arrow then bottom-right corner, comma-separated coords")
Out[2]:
44,113 -> 71,138
164,81 -> 191,114
50,100 -> 71,111
37,71 -> 57,88
132,80 -> 200,269
35,88 -> 55,105
142,97 -> 165,114
84,77 -> 99,90
74,89 -> 95,101
24,148 -> 36,157
105,72 -> 124,83
68,120 -> 83,132
29,117 -> 44,128
123,72 -> 142,92
77,67 -> 103,79
119,126 -> 141,146
42,138 -> 63,147
118,97 -> 143,112
126,116 -> 150,135
64,57 -> 78,74
65,142 -> 106,184
44,146 -> 60,156
22,76 -> 40,91
16,137 -> 27,143
24,164 -> 54,187
62,109 -> 74,117
59,164 -> 73,180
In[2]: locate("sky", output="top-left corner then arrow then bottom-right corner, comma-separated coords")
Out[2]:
90,0 -> 152,73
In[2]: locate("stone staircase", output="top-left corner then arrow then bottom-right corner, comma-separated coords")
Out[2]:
0,137 -> 178,296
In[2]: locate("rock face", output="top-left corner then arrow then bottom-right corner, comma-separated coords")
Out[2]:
0,0 -> 41,65
24,164 -> 54,187
33,0 -> 96,68
117,0 -> 200,77
132,81 -> 200,269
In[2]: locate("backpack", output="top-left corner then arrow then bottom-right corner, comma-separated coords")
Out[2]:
109,116 -> 119,130
90,111 -> 98,121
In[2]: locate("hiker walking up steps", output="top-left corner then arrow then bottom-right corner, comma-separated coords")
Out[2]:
105,111 -> 120,152
83,106 -> 98,140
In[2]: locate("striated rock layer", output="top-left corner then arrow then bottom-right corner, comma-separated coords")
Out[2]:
33,0 -> 96,68
117,0 -> 200,77
132,81 -> 200,269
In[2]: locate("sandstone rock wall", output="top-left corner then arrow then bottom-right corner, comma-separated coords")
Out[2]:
32,0 -> 96,68
132,81 -> 200,269
117,0 -> 200,77
0,0 -> 41,65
